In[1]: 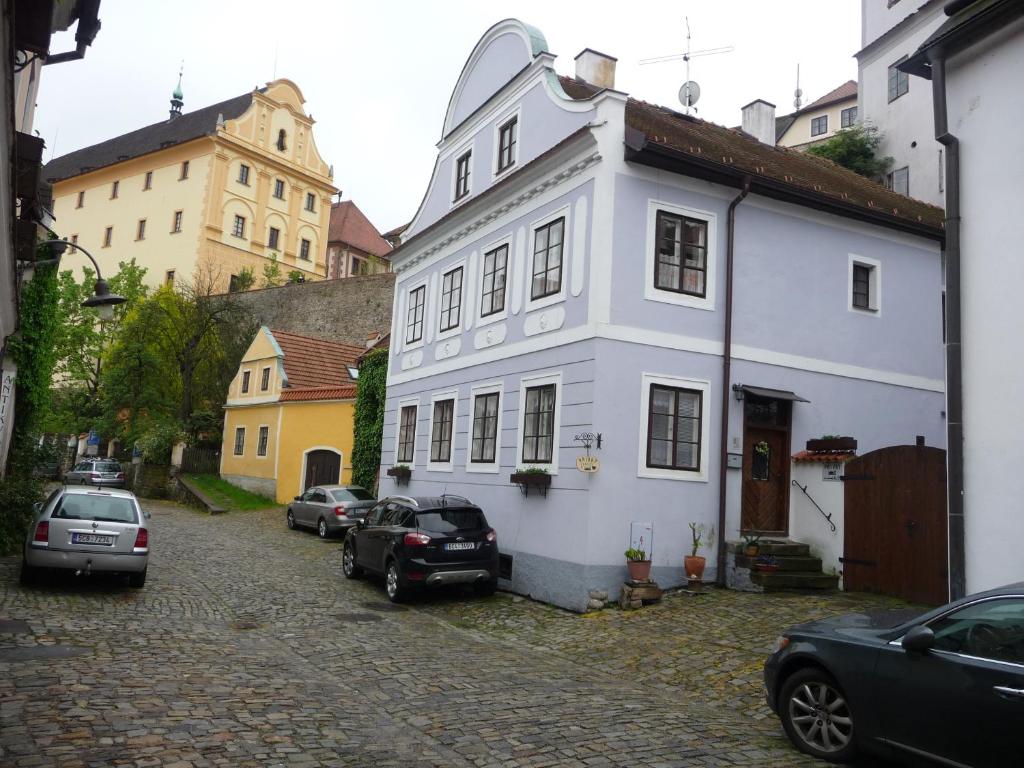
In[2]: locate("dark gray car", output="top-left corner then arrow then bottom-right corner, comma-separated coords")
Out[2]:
764,582 -> 1024,766
286,485 -> 375,538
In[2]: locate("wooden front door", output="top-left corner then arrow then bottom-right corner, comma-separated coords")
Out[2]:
741,427 -> 790,533
304,450 -> 341,491
843,445 -> 948,605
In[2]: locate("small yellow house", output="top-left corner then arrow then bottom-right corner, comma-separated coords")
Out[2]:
220,327 -> 365,503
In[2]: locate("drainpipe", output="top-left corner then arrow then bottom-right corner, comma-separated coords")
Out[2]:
930,56 -> 965,601
716,178 -> 751,586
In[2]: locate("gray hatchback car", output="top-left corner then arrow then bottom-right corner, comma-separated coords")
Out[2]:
286,484 -> 376,538
21,486 -> 150,587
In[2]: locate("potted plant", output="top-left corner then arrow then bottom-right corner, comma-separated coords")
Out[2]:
386,464 -> 411,484
624,547 -> 652,582
685,522 -> 714,582
740,532 -> 761,557
509,467 -> 551,497
806,435 -> 858,453
754,554 -> 780,572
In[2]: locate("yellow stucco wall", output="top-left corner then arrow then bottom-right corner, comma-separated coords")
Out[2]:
50,79 -> 336,292
778,97 -> 858,149
276,400 -> 356,503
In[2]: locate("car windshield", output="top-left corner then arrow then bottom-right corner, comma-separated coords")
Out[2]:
52,494 -> 138,523
332,487 -> 374,502
415,508 -> 486,534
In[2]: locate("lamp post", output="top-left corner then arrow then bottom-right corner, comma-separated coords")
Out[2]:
35,239 -> 127,321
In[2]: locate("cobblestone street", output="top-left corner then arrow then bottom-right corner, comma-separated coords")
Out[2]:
0,501 -> 911,767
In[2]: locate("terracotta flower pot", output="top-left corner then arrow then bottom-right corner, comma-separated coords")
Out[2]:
745,545 -> 760,557
626,560 -> 652,582
684,555 -> 706,581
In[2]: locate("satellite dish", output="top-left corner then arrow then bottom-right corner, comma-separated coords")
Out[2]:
679,80 -> 701,108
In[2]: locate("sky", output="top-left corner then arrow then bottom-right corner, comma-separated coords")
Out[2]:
35,0 -> 861,235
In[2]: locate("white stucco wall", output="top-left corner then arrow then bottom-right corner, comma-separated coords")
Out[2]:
946,17 -> 1024,594
857,1 -> 945,206
789,461 -> 846,586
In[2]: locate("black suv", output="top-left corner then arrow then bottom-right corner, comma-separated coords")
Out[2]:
342,495 -> 499,602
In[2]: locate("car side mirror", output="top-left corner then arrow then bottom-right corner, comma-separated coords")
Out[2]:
294,495 -> 302,501
356,518 -> 367,529
901,625 -> 935,653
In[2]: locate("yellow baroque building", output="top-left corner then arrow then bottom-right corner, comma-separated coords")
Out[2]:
43,78 -> 336,292
220,326 -> 367,503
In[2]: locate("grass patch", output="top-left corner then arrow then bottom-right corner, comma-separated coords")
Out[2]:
185,474 -> 277,511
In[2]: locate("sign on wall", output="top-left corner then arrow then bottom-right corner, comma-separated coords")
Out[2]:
576,455 -> 600,473
823,462 -> 843,481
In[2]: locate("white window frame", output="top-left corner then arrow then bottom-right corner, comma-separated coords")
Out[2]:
403,278 -> 428,350
256,424 -> 270,459
644,199 -> 717,312
451,143 -> 473,205
848,254 -> 882,316
436,258 -> 466,341
491,106 -> 522,180
524,205 -> 571,314
477,233 -> 513,327
515,371 -> 562,476
427,389 -> 459,472
465,381 -> 503,474
393,397 -> 420,467
637,373 -> 711,482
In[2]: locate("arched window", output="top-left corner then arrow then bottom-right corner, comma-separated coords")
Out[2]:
277,129 -> 287,151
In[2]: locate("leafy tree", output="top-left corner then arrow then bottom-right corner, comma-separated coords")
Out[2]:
287,270 -> 305,284
807,125 -> 892,181
262,254 -> 283,288
231,267 -> 255,292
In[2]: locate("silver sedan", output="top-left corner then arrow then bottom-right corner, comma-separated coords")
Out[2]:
286,485 -> 376,538
21,486 -> 150,587
64,459 -> 126,488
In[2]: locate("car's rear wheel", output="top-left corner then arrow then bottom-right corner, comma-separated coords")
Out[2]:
779,667 -> 856,763
473,578 -> 497,597
128,568 -> 147,588
385,561 -> 405,603
342,542 -> 362,578
286,509 -> 296,530
317,518 -> 329,538
19,559 -> 39,586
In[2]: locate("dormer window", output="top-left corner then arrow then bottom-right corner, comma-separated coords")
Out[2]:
497,116 -> 518,173
277,129 -> 287,151
454,151 -> 471,200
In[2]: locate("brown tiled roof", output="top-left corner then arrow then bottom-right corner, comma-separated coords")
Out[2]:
802,80 -> 857,112
554,75 -> 942,236
270,329 -> 364,389
279,385 -> 357,402
328,201 -> 392,258
382,223 -> 409,240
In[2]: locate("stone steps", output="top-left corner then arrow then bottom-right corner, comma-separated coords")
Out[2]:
735,554 -> 823,572
732,539 -> 838,593
750,570 -> 840,591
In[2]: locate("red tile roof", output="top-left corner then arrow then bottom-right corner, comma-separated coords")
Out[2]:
279,385 -> 357,402
270,329 -> 364,389
792,451 -> 857,463
802,80 -> 858,112
328,201 -> 393,258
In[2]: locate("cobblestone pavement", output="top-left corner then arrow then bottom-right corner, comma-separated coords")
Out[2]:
0,502 -> 913,767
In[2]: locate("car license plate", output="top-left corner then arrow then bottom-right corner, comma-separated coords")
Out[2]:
72,533 -> 114,545
444,542 -> 475,551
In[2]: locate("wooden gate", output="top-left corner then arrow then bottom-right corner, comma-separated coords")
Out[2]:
304,450 -> 341,491
843,444 -> 948,605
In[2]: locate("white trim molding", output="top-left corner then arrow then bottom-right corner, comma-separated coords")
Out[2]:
491,105 -> 522,181
402,277 -> 429,352
256,423 -> 270,459
393,397 -> 421,468
644,199 -> 718,312
637,372 -> 712,483
515,370 -> 563,475
450,141 -> 475,207
465,381 -> 504,474
848,253 -> 882,316
524,204 -> 572,314
436,258 -> 467,342
477,233 -> 514,328
426,389 -> 459,473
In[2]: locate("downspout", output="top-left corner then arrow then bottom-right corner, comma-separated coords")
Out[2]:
931,56 -> 965,600
716,178 -> 751,586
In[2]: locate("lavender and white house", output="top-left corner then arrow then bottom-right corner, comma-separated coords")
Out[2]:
379,19 -> 947,611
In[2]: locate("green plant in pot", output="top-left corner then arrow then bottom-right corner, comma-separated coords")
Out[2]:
624,547 -> 652,582
741,532 -> 762,557
685,522 -> 714,582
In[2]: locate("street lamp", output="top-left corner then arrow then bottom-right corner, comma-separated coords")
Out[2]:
35,239 -> 127,321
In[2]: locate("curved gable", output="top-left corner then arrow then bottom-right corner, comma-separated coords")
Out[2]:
443,19 -> 547,136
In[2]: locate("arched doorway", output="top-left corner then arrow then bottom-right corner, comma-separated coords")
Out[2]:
303,449 -> 341,491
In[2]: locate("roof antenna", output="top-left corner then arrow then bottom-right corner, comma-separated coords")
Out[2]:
639,16 -> 734,116
794,63 -> 803,110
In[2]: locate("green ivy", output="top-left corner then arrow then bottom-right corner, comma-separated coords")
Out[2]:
351,348 -> 388,492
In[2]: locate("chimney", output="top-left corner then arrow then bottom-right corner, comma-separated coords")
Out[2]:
741,99 -> 777,145
574,48 -> 617,90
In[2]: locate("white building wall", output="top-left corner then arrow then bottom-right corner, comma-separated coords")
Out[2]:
858,0 -> 946,205
789,461 -> 846,586
946,17 -> 1024,593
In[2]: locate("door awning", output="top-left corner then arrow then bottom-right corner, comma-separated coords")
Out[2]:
734,384 -> 810,403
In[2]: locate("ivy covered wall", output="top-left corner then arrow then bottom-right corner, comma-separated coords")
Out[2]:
351,348 -> 387,492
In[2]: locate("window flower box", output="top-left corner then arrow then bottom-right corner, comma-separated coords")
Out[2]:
386,465 -> 411,485
806,436 -> 857,453
510,470 -> 551,497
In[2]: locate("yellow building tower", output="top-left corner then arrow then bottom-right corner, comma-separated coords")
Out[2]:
44,75 -> 337,292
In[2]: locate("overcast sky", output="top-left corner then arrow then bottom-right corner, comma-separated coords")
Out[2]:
35,0 -> 860,235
